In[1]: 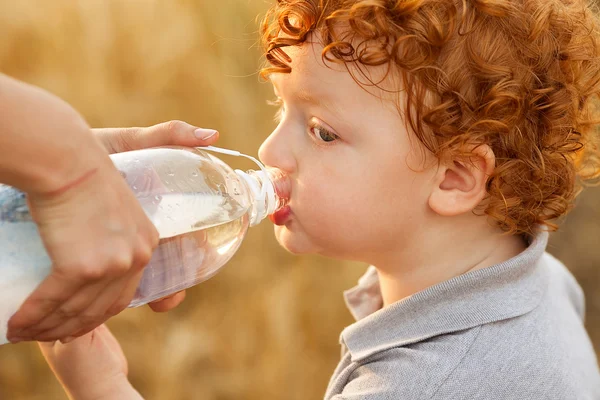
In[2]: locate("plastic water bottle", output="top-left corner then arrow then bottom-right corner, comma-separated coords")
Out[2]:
0,146 -> 289,344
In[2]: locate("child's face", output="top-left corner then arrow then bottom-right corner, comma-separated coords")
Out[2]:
259,39 -> 437,264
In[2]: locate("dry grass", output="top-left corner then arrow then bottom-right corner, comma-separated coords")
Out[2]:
0,1 -> 598,399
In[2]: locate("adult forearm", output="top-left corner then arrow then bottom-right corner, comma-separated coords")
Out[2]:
0,73 -> 111,194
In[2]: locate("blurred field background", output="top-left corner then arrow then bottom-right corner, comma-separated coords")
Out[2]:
0,1 -> 598,399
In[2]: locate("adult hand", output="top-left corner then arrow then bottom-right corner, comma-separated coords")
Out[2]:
7,121 -> 219,343
96,121 -> 217,314
39,324 -> 143,400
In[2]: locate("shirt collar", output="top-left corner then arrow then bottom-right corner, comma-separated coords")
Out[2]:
341,230 -> 549,362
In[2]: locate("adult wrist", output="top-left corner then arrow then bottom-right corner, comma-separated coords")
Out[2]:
27,132 -> 112,198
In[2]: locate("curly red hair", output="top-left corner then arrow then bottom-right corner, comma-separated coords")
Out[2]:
260,0 -> 600,235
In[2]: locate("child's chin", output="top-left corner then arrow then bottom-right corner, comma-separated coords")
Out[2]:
274,226 -> 314,255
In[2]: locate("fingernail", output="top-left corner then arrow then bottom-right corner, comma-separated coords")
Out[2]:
194,128 -> 218,140
61,336 -> 75,344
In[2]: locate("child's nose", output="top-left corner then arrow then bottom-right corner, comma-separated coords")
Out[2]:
258,127 -> 295,173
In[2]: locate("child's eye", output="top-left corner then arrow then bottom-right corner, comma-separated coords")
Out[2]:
309,123 -> 338,143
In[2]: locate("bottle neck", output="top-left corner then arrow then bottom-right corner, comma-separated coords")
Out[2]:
196,145 -> 290,227
235,168 -> 289,226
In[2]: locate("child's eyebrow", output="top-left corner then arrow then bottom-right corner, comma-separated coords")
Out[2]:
295,87 -> 340,116
296,88 -> 322,106
270,75 -> 340,116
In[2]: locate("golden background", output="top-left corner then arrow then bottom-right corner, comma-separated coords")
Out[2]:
0,1 -> 598,399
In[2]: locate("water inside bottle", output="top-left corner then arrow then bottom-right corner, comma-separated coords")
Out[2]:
147,192 -> 240,239
130,192 -> 251,307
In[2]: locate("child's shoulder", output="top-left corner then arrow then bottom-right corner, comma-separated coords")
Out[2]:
542,251 -> 586,317
441,253 -> 599,397
330,319 -> 599,399
330,299 -> 599,400
326,234 -> 600,399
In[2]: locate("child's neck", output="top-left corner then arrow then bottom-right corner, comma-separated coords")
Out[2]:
375,221 -> 527,308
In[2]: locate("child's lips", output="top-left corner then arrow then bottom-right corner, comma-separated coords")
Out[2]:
266,167 -> 292,226
269,205 -> 291,226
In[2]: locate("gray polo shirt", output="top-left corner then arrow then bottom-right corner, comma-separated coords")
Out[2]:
325,231 -> 600,399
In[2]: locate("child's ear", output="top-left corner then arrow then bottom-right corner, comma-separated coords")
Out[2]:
428,144 -> 495,216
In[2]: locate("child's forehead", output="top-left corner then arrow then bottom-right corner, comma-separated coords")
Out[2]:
269,40 -> 402,101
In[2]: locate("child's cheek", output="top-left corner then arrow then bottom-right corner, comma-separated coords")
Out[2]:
299,185 -> 339,226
